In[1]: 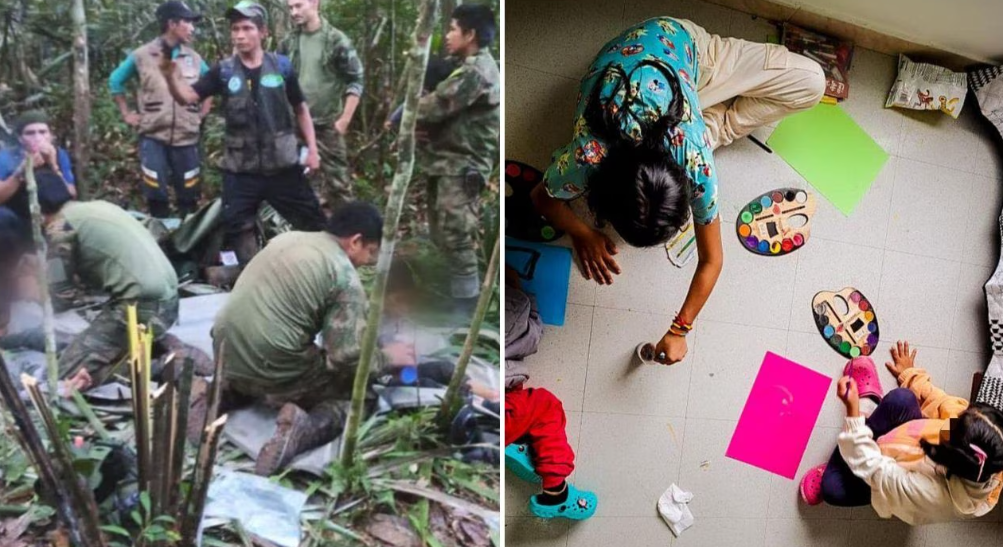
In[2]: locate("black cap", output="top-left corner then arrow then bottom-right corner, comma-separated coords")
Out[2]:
225,1 -> 267,23
156,1 -> 202,22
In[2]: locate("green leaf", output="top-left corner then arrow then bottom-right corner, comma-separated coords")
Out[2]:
100,525 -> 132,538
139,491 -> 151,519
130,509 -> 143,527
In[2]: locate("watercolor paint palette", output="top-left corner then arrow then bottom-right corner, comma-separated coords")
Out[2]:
812,287 -> 879,358
736,188 -> 816,256
504,160 -> 564,243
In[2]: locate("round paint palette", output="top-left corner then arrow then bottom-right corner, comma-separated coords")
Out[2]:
505,160 -> 564,242
736,188 -> 816,256
811,287 -> 880,358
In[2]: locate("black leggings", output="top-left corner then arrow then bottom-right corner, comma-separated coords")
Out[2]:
820,388 -> 924,506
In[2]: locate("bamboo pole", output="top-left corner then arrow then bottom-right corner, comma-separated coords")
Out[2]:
23,159 -> 59,402
438,237 -> 499,423
22,375 -> 107,546
168,355 -> 192,512
180,415 -> 227,543
340,0 -> 439,469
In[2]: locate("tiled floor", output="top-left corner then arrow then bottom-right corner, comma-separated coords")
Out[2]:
504,0 -> 1003,545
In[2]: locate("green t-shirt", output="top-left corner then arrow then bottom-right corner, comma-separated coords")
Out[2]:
281,20 -> 364,126
214,231 -> 368,385
48,201 -> 177,302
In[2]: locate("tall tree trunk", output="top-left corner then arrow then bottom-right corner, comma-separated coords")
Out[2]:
438,237 -> 499,423
24,162 -> 58,402
70,0 -> 90,196
340,0 -> 438,468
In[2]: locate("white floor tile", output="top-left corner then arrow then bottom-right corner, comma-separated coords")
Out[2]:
506,0 -> 628,80
522,304 -> 595,413
877,251 -> 962,348
672,517 -> 766,547
884,158 -> 974,262
698,240 -> 798,329
945,349 -> 990,402
844,520 -> 925,547
584,307 -> 692,417
623,0 -> 733,36
565,516 -> 674,547
504,64 -> 580,171
787,238 -> 885,335
920,521 -> 1002,544
764,518 -> 850,547
961,176 -> 1003,268
686,321 -> 788,421
808,156 -> 896,250
592,240 -> 695,316
505,517 -> 569,547
766,426 -> 852,520
576,413 -> 685,516
678,419 -> 774,519
951,264 -> 994,353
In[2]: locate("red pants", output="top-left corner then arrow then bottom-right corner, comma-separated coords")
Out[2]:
505,387 -> 575,489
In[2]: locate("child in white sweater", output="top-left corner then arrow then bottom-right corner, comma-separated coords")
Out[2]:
802,342 -> 1003,524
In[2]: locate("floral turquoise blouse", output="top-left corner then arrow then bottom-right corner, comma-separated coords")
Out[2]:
543,17 -> 719,225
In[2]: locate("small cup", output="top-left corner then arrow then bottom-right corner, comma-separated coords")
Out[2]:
636,343 -> 656,364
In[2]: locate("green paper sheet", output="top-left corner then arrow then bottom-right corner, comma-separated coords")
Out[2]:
767,104 -> 888,216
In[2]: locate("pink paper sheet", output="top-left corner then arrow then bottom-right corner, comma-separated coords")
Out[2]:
726,352 -> 832,479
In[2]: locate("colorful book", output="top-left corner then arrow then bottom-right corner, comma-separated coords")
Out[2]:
782,23 -> 854,101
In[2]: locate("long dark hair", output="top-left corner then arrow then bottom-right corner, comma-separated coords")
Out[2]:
921,403 -> 1003,483
582,60 -> 693,247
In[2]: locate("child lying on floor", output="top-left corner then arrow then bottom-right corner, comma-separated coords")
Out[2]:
800,341 -> 1003,524
378,262 -> 498,401
504,267 -> 596,520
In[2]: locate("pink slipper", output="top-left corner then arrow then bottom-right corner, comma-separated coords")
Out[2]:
800,463 -> 826,506
842,357 -> 883,405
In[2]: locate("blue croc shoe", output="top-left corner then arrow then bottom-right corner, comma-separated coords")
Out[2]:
529,483 -> 598,521
505,443 -> 541,484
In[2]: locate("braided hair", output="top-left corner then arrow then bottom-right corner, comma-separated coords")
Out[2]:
921,403 -> 1003,483
582,60 -> 693,247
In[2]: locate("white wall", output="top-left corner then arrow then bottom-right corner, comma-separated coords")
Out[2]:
772,0 -> 1003,63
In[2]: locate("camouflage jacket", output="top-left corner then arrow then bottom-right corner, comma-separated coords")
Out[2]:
416,49 -> 500,177
278,18 -> 364,124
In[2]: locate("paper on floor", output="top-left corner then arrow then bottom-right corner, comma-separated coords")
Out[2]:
657,483 -> 694,537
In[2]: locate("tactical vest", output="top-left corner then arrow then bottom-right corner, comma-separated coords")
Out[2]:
219,53 -> 299,174
132,38 -> 204,146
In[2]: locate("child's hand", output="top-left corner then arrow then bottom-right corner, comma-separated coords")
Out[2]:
837,376 -> 860,417
885,340 -> 917,380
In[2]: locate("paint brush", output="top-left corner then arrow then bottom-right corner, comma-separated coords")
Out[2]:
748,134 -> 773,154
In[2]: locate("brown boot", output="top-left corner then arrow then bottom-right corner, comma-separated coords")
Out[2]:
254,403 -> 343,476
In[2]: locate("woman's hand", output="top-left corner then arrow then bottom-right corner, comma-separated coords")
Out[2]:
885,340 -> 917,380
653,331 -> 687,365
837,376 -> 860,417
571,227 -> 620,285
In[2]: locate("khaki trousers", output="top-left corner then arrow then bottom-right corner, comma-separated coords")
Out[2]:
678,19 -> 826,149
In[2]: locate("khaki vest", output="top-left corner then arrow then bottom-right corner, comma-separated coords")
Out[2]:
132,39 -> 204,146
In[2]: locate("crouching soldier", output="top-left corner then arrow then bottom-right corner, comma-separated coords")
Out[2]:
211,201 -> 413,475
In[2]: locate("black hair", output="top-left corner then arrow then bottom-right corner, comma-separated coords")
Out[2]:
586,146 -> 692,248
451,4 -> 495,47
326,201 -> 383,244
160,19 -> 175,34
581,59 -> 692,247
0,208 -> 25,266
37,171 -> 73,216
921,403 -> 1003,483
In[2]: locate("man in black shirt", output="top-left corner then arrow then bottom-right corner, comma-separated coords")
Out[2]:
161,0 -> 324,263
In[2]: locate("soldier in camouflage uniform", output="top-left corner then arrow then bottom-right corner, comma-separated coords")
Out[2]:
414,5 -> 499,312
33,174 -> 181,390
211,202 -> 414,476
280,0 -> 364,212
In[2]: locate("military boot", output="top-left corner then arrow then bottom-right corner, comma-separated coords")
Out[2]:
255,402 -> 344,476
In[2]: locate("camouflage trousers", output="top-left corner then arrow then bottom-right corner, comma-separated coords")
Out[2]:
427,171 -> 484,298
314,124 -> 354,212
58,296 -> 180,385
